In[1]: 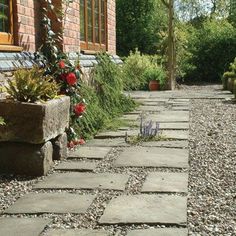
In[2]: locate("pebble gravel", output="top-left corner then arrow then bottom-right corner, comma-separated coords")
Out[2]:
188,98 -> 236,235
0,85 -> 235,235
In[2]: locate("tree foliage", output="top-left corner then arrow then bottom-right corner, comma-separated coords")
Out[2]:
116,0 -> 167,56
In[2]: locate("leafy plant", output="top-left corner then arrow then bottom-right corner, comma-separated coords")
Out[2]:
143,66 -> 166,88
4,67 -> 59,103
122,50 -> 156,90
0,117 -> 5,126
222,58 -> 236,90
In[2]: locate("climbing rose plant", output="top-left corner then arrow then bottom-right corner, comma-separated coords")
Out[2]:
38,0 -> 86,147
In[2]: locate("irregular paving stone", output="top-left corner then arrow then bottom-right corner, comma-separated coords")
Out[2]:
114,147 -> 189,168
0,141 -> 53,176
149,113 -> 189,123
0,96 -> 70,144
159,123 -> 189,130
52,132 -> 68,160
55,161 -> 97,171
162,130 -> 189,140
99,195 -> 187,225
34,172 -> 129,190
68,147 -> 112,159
142,172 -> 188,193
85,138 -> 130,147
5,193 -> 94,214
127,228 -> 188,236
172,106 -> 189,111
142,140 -> 188,149
95,130 -> 138,139
121,114 -> 140,121
0,218 -> 51,236
46,229 -> 109,236
137,105 -> 165,112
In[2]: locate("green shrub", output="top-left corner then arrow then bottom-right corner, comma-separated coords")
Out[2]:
177,19 -> 236,82
143,66 -> 166,89
122,50 -> 166,90
223,58 -> 236,91
5,66 -> 59,103
0,117 -> 5,126
76,54 -> 136,139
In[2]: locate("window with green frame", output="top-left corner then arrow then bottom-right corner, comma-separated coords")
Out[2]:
80,0 -> 107,51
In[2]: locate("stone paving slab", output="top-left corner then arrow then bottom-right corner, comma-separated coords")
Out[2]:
114,147 -> 189,168
142,172 -> 188,193
142,140 -> 188,149
162,130 -> 189,140
34,173 -> 129,190
95,130 -> 138,139
85,138 -> 130,147
159,122 -> 189,130
172,107 -> 189,111
0,217 -> 51,236
127,228 -> 188,236
136,106 -> 165,112
99,195 -> 187,225
149,113 -> 189,123
68,147 -> 112,159
5,193 -> 94,214
46,229 -> 110,236
55,161 -> 97,171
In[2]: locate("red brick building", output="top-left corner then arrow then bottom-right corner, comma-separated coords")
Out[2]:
0,0 -> 117,72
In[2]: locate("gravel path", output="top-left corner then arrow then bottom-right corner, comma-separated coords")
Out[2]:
188,98 -> 236,235
0,84 -> 235,235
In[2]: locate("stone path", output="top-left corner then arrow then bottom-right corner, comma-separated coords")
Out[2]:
0,89 -> 233,236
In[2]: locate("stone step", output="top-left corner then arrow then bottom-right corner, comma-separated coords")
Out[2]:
55,161 -> 97,172
34,172 -> 129,191
99,194 -> 187,225
127,228 -> 188,236
5,193 -> 95,214
114,147 -> 189,168
0,218 -> 50,236
46,229 -> 109,236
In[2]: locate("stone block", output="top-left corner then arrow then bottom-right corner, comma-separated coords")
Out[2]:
0,141 -> 53,176
0,96 -> 70,144
52,132 -> 68,160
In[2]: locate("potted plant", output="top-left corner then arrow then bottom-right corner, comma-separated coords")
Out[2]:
0,66 -> 70,176
143,66 -> 166,91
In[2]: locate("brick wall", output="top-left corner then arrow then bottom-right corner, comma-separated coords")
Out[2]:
107,0 -> 116,54
10,0 -> 116,54
15,0 -> 38,52
63,0 -> 80,53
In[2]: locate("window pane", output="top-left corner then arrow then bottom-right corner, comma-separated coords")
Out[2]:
80,0 -> 85,41
101,0 -> 106,44
0,0 -> 9,33
94,0 -> 99,43
87,0 -> 93,42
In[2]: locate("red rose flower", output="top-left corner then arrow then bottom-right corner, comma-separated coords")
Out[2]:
78,138 -> 85,145
66,73 -> 77,85
59,60 -> 65,69
74,103 -> 86,116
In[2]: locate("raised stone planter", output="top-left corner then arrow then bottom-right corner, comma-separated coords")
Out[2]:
0,96 -> 70,176
0,96 -> 70,144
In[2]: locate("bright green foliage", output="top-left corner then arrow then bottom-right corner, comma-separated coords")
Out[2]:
75,54 -> 136,139
0,117 -> 5,126
122,50 -> 153,90
5,67 -> 59,103
222,57 -> 236,90
116,0 -> 167,56
122,50 -> 166,90
143,67 -> 166,89
177,19 -> 236,82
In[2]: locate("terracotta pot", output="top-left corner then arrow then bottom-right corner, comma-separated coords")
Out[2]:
149,80 -> 160,91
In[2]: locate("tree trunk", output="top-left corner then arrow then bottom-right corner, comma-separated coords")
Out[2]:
167,0 -> 176,90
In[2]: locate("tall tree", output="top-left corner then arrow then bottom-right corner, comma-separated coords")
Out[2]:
161,0 -> 176,90
116,0 -> 167,56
